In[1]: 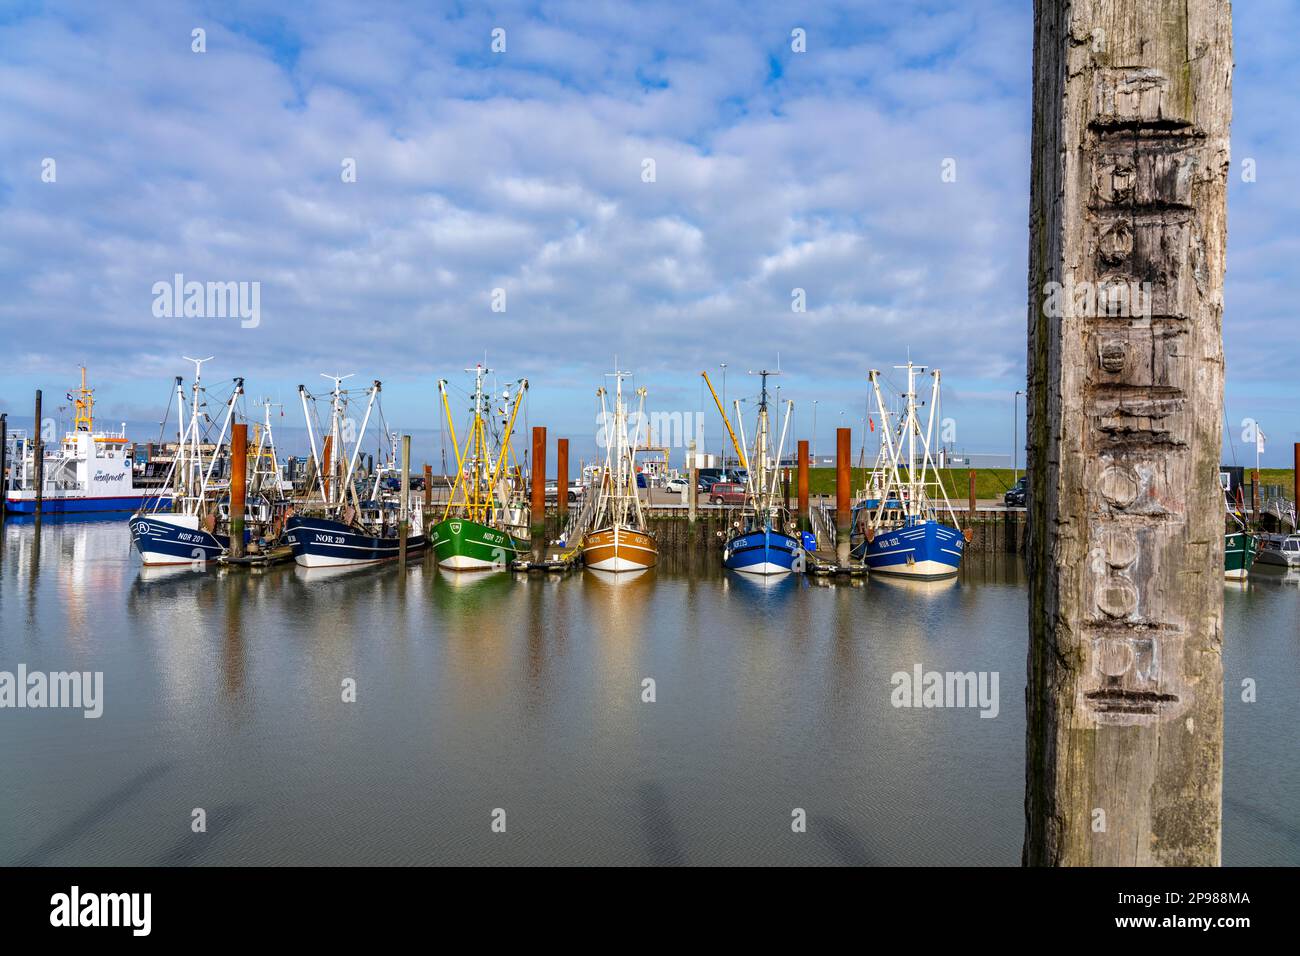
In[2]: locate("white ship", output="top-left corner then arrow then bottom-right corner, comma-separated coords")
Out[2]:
3,368 -> 170,516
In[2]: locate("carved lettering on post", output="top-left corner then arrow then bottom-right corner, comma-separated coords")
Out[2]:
1025,1 -> 1231,866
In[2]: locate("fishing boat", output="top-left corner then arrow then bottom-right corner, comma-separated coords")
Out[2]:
129,359 -> 245,565
581,366 -> 658,572
430,365 -> 530,571
1255,532 -> 1300,570
850,362 -> 967,580
284,375 -> 427,567
1223,486 -> 1257,581
3,367 -> 171,515
703,367 -> 802,575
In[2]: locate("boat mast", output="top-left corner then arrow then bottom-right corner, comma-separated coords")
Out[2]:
180,356 -> 213,510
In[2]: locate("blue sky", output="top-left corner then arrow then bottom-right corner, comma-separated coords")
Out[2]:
0,0 -> 1296,466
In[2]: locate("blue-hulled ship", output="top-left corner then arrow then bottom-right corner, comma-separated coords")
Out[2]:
285,374 -> 426,568
129,358 -> 247,566
849,362 -> 967,580
704,367 -> 803,575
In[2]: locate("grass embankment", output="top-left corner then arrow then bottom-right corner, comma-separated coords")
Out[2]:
806,468 -> 1022,500
805,468 -> 1297,499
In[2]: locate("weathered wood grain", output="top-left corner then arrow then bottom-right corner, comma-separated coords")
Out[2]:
1025,0 -> 1232,866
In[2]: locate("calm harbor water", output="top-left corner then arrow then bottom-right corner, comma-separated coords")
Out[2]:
1,517 -> 1296,866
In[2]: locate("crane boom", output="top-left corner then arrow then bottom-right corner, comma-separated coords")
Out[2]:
700,370 -> 748,470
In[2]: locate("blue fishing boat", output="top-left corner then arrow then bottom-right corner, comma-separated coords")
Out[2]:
286,510 -> 426,567
286,374 -> 427,568
129,359 -> 246,566
704,366 -> 804,576
850,361 -> 967,581
722,523 -> 800,574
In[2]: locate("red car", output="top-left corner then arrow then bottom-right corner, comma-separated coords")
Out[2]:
708,482 -> 747,506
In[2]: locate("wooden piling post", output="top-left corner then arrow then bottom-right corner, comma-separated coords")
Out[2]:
0,413 -> 7,521
1251,468 -> 1260,520
968,469 -> 977,523
835,427 -> 850,566
229,423 -> 247,559
797,440 -> 809,532
399,435 -> 410,566
530,426 -> 546,561
557,438 -> 569,519
687,440 -> 697,525
423,463 -> 432,513
1024,0 -> 1231,866
1293,444 -> 1299,526
32,390 -> 43,516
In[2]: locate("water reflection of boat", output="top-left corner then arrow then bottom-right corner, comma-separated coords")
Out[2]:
586,567 -> 651,586
869,572 -> 960,595
1248,561 -> 1300,586
435,566 -> 519,593
292,561 -> 394,584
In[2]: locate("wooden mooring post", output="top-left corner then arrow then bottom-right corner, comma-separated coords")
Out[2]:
557,438 -> 569,520
530,426 -> 546,561
32,390 -> 43,517
229,423 -> 247,559
835,427 -> 850,566
797,440 -> 809,532
0,413 -> 7,522
1025,0 -> 1231,866
398,435 -> 410,566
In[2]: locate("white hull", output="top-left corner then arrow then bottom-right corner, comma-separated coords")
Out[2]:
1224,567 -> 1250,581
732,561 -> 789,576
585,553 -> 652,572
293,552 -> 387,568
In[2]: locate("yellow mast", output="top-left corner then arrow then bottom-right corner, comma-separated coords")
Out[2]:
700,370 -> 747,469
73,365 -> 94,432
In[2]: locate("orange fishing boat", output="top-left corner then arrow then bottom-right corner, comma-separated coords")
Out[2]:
581,364 -> 658,572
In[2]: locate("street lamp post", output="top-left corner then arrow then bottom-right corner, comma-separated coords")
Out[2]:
720,363 -> 727,468
812,400 -> 818,463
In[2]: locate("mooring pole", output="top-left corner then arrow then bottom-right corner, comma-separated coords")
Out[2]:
687,439 -> 698,525
229,423 -> 248,560
423,463 -> 432,514
1293,444 -> 1299,527
530,426 -> 546,562
227,424 -> 246,561
1025,0 -> 1231,866
399,435 -> 410,566
557,438 -> 569,521
835,427 -> 850,566
968,469 -> 977,522
32,390 -> 43,518
1251,468 -> 1260,521
0,413 -> 7,522
797,440 -> 809,532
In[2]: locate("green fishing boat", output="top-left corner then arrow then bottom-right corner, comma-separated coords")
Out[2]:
432,364 -> 531,572
432,517 -> 528,570
1225,529 -> 1257,581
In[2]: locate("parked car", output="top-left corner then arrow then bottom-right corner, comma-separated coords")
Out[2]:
664,477 -> 688,494
545,481 -> 583,503
1004,477 -> 1027,508
708,482 -> 747,506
